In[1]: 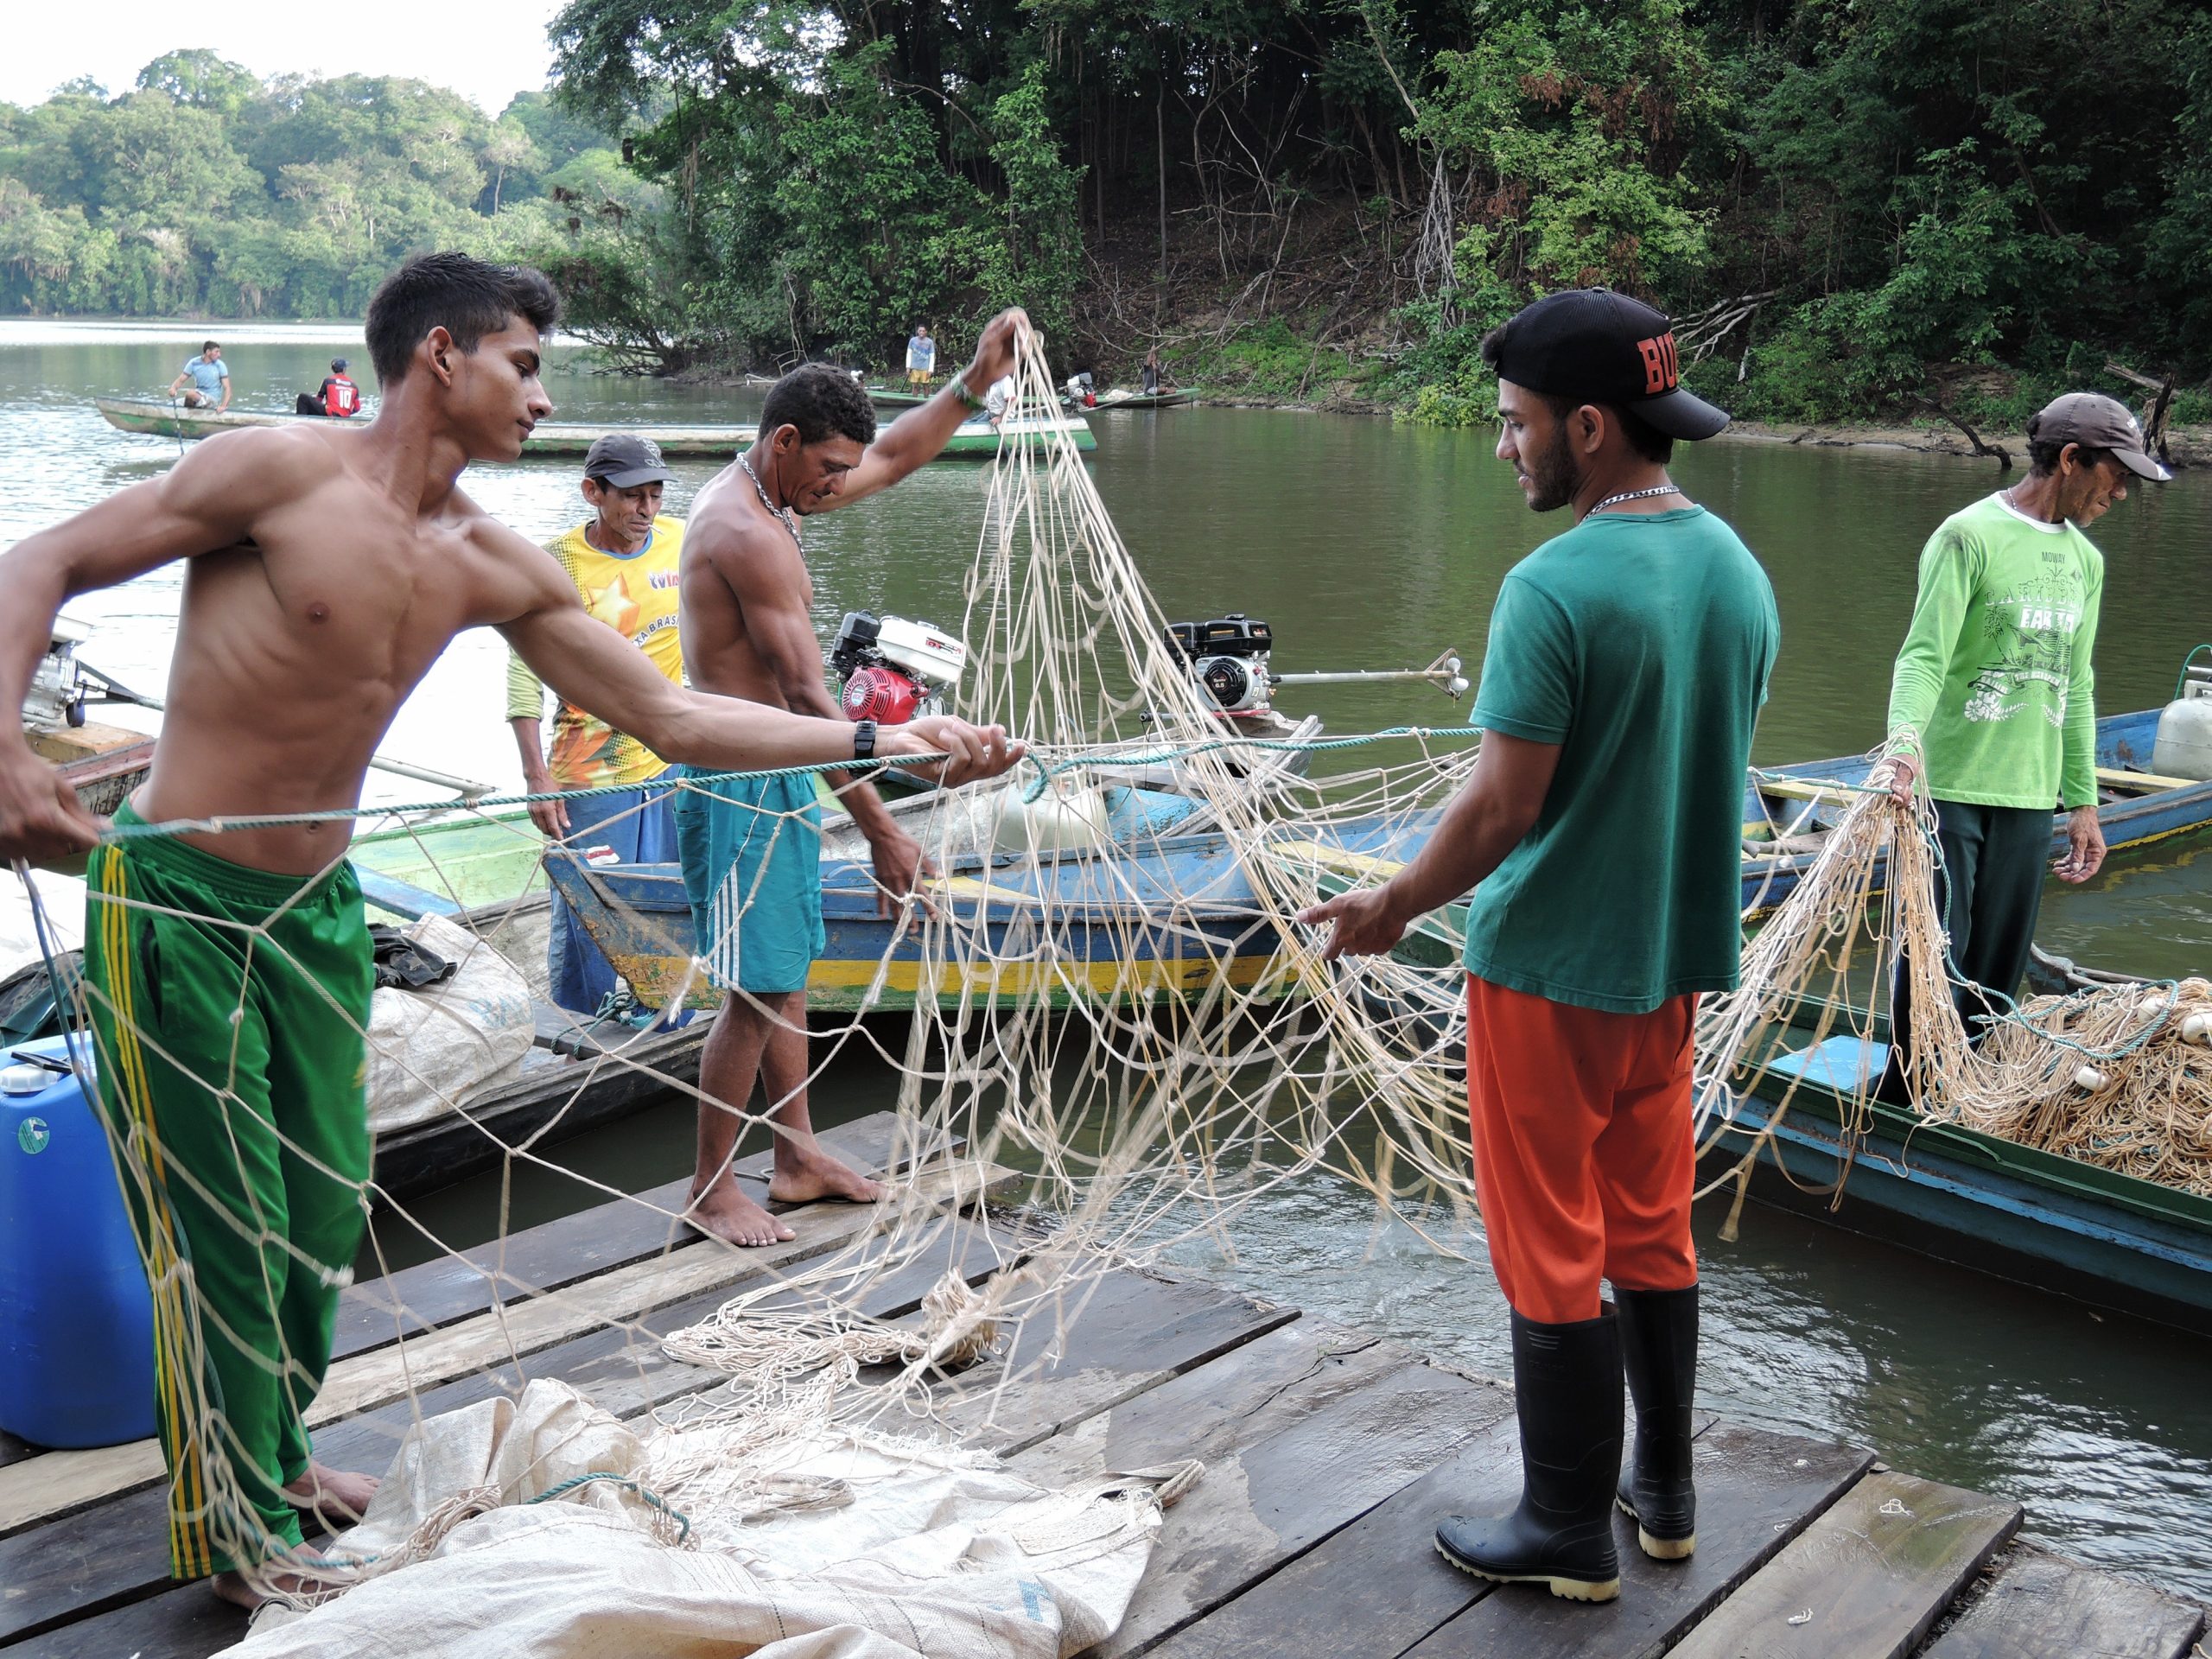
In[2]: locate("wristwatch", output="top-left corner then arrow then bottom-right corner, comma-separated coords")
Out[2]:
851,718 -> 879,763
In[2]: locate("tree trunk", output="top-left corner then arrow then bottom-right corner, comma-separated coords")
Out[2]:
1156,86 -> 1167,285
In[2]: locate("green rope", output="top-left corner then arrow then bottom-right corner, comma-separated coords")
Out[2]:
94,726 -> 1481,843
528,1472 -> 692,1543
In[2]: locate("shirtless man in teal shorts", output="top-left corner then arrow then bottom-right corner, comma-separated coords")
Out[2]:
0,253 -> 1020,1604
677,315 -> 1026,1245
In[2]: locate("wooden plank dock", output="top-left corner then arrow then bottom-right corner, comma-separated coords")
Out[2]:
3,1122 -> 2202,1659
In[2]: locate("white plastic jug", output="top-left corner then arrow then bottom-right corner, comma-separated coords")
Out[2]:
2153,650 -> 2212,780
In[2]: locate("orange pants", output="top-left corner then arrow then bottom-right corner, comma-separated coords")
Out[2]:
1465,975 -> 1698,1324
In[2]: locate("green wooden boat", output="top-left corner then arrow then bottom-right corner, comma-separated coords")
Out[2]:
865,385 -> 932,408
1710,1025 -> 2212,1334
93,397 -> 1096,458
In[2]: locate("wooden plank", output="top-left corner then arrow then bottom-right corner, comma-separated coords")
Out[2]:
2096,766 -> 2198,795
938,1265 -> 1301,1456
1154,1403 -> 1718,1659
1008,1323 -> 1504,1658
1663,1469 -> 2020,1659
1398,1424 -> 1874,1659
0,1157 -> 1007,1538
1921,1545 -> 2205,1659
9,1576 -> 249,1659
334,1112 -> 947,1357
0,1207 -> 1021,1649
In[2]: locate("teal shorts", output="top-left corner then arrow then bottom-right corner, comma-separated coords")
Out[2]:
672,768 -> 825,994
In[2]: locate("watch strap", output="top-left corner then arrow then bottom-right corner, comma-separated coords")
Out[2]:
851,718 -> 879,762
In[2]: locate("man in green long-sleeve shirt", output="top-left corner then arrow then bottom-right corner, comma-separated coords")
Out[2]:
1880,393 -> 2169,1083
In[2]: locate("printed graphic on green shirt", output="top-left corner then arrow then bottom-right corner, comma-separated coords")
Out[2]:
1885,493 -> 2103,810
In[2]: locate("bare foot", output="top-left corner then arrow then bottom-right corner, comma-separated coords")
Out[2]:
766,1140 -> 888,1207
283,1461 -> 378,1532
209,1559 -> 343,1610
687,1178 -> 798,1248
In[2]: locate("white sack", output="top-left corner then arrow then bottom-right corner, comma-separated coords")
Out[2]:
226,1379 -> 1164,1659
364,913 -> 534,1134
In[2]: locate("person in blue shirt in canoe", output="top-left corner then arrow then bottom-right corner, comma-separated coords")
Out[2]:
167,341 -> 231,411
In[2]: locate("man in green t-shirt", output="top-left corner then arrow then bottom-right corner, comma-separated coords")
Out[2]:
1301,289 -> 1777,1603
1879,393 -> 2168,1089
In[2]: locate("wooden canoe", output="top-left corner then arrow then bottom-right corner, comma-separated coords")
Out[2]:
92,397 -> 1096,458
1740,708 -> 2211,918
1709,1028 -> 2212,1335
1069,388 -> 1198,410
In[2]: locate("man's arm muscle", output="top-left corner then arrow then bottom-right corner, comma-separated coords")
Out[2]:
0,427 -> 326,854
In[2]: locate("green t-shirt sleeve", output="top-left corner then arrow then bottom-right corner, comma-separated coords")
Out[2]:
2061,554 -> 2102,809
1885,519 -> 1980,753
505,645 -> 545,725
1470,575 -> 1575,743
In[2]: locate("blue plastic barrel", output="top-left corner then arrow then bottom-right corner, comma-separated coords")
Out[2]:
0,1034 -> 156,1448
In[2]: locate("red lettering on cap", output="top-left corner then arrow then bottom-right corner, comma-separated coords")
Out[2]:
1637,334 -> 1679,393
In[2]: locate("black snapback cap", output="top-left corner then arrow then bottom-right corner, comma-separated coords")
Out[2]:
1490,289 -> 1729,441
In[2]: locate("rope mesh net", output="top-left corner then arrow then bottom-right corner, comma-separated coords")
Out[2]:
23,332 -> 1488,1604
25,333 -> 2212,1614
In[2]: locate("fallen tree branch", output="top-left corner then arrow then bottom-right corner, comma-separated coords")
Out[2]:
1912,396 -> 2015,470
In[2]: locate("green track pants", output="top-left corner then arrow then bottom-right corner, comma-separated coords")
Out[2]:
81,807 -> 372,1580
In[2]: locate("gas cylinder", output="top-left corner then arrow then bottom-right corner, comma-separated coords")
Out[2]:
0,1035 -> 156,1448
2153,652 -> 2212,780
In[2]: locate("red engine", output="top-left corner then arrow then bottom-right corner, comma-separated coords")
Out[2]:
841,665 -> 923,724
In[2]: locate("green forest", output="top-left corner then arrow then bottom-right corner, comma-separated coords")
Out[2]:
6,2 -> 2211,429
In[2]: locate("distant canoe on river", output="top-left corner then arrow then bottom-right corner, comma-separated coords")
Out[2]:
92,397 -> 1097,458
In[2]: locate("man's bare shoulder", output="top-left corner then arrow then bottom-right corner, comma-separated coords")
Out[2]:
173,421 -> 349,500
683,471 -> 799,578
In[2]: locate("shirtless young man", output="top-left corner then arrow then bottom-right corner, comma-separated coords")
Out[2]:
677,312 -> 1026,1246
0,253 -> 1019,1605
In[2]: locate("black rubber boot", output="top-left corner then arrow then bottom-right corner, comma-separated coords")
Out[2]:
1615,1284 -> 1699,1560
1434,1308 -> 1623,1602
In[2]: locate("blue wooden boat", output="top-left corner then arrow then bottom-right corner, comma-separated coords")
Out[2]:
1706,1032 -> 2212,1335
544,828 -> 1302,1014
1739,707 -> 2211,918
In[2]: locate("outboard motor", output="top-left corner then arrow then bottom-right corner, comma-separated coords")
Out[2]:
1164,613 -> 1275,715
830,612 -> 969,724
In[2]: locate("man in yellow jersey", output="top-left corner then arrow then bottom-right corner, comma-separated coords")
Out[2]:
506,433 -> 689,1015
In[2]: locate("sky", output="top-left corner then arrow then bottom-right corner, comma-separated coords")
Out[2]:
3,0 -> 568,118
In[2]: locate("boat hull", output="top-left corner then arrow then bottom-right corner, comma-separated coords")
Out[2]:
543,838 -> 1301,1014
92,397 -> 1095,458
1739,708 -> 2212,918
1712,1034 -> 2212,1334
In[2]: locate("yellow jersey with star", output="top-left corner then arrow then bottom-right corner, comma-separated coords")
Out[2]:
505,516 -> 687,789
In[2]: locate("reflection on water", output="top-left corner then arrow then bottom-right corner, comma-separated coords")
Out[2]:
11,320 -> 2212,1597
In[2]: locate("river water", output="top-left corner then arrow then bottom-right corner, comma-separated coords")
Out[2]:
6,320 -> 2209,1592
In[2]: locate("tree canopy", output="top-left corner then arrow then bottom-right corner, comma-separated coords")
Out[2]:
5,6 -> 2211,426
0,55 -> 615,317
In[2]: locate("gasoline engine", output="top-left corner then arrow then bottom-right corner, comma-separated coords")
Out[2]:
1164,613 -> 1275,715
830,611 -> 969,724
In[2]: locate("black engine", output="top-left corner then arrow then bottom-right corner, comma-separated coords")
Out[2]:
1164,613 -> 1274,713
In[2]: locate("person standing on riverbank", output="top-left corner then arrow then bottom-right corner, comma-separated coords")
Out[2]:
168,340 -> 230,410
674,315 -> 1027,1249
1300,289 -> 1777,1604
905,322 -> 935,388
1878,393 -> 2169,1086
505,432 -> 688,1016
0,251 -> 1020,1610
